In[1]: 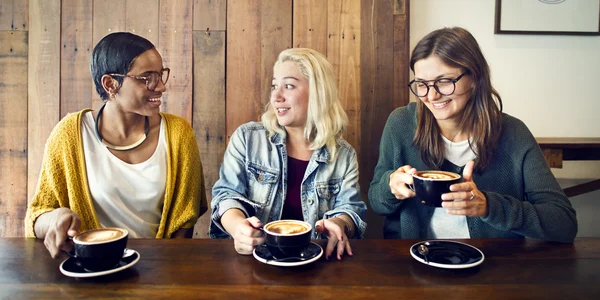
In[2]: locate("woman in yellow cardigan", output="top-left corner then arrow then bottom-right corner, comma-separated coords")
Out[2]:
25,32 -> 207,258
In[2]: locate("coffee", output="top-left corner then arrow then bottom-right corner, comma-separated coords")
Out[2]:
265,221 -> 310,235
409,171 -> 462,207
264,220 -> 312,257
415,171 -> 460,180
74,228 -> 127,244
71,228 -> 129,271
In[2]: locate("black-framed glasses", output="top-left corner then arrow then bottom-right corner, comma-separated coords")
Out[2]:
408,72 -> 467,97
110,68 -> 170,91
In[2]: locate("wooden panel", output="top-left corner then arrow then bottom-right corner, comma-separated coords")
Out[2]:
0,0 -> 28,31
192,30 -> 226,237
91,0 -> 126,111
126,0 -> 159,45
27,0 -> 61,205
327,0 -> 361,156
543,149 -> 563,168
61,0 -> 92,117
394,0 -> 408,15
393,2 -> 410,107
359,0 -> 396,239
193,0 -> 226,31
0,31 -> 28,237
293,0 -> 327,54
260,0 -> 292,110
159,0 -> 193,121
90,0 -> 160,111
226,0 -> 261,139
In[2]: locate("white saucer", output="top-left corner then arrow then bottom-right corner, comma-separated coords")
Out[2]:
60,250 -> 140,278
410,240 -> 484,269
253,242 -> 323,267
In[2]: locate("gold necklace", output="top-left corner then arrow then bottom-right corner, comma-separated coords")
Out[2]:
95,103 -> 149,151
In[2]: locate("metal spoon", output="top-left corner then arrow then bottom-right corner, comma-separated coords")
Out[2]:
418,244 -> 429,263
267,256 -> 310,263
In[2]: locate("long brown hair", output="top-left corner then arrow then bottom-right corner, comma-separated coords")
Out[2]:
410,27 -> 503,171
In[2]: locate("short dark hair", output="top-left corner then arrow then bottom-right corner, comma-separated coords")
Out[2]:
90,32 -> 155,100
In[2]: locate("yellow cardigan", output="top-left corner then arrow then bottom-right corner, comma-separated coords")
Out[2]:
25,109 -> 207,238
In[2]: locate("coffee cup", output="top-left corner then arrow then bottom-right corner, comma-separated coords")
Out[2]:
263,220 -> 312,257
71,227 -> 129,271
408,170 -> 462,207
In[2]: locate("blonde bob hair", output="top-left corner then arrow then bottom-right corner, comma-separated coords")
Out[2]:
261,48 -> 348,160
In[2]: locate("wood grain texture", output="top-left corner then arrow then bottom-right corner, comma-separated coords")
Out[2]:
542,149 -> 563,168
193,0 -> 226,31
293,0 -> 328,54
0,31 -> 28,237
91,0 -> 126,110
60,0 -> 93,117
393,10 -> 410,108
159,0 -> 193,121
260,0 -> 292,111
327,0 -> 361,156
90,0 -> 160,111
226,0 -> 261,139
1,238 -> 600,299
360,0 -> 395,239
192,30 -> 226,237
0,0 -> 28,31
126,0 -> 160,45
27,0 -> 61,204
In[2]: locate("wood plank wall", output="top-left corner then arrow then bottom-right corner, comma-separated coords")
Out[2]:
0,0 -> 409,238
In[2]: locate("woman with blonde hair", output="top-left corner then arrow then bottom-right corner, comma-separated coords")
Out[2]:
210,48 -> 366,260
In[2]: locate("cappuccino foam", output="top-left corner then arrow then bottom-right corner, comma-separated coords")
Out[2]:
266,221 -> 310,235
75,228 -> 127,244
417,171 -> 459,180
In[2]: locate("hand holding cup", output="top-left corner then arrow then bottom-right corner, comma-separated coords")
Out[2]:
232,216 -> 266,255
441,161 -> 488,217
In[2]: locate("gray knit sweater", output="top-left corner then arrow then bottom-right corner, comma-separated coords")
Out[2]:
368,103 -> 577,243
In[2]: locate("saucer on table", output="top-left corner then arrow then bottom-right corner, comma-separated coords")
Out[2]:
253,242 -> 323,267
410,240 -> 484,269
59,249 -> 140,278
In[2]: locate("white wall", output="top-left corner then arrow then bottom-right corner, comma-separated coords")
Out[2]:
410,0 -> 600,237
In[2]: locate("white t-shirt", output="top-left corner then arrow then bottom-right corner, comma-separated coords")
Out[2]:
428,136 -> 477,239
81,112 -> 167,238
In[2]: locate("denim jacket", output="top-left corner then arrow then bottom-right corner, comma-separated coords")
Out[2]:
210,122 -> 367,239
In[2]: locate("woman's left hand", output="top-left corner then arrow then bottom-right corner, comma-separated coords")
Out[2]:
315,218 -> 352,260
441,160 -> 488,217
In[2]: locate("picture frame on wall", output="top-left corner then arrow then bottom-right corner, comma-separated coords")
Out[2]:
495,0 -> 600,35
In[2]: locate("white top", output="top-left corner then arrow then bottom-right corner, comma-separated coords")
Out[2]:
81,112 -> 167,238
428,136 -> 477,239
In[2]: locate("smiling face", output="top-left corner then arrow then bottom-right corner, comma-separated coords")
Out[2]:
113,48 -> 166,116
413,55 -> 472,127
270,61 -> 310,130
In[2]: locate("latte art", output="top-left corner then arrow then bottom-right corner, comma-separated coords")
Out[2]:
266,221 -> 310,235
416,171 -> 459,180
74,228 -> 127,244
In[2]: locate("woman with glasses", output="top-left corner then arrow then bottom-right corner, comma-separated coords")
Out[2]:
210,48 -> 366,260
25,32 -> 207,258
368,27 -> 577,242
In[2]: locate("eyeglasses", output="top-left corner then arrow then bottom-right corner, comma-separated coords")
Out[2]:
408,72 -> 467,97
109,68 -> 170,91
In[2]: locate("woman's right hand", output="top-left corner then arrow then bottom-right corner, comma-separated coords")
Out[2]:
389,165 -> 417,200
231,216 -> 266,255
38,208 -> 81,259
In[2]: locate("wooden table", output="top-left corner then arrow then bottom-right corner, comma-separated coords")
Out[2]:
1,238 -> 599,299
537,137 -> 600,197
